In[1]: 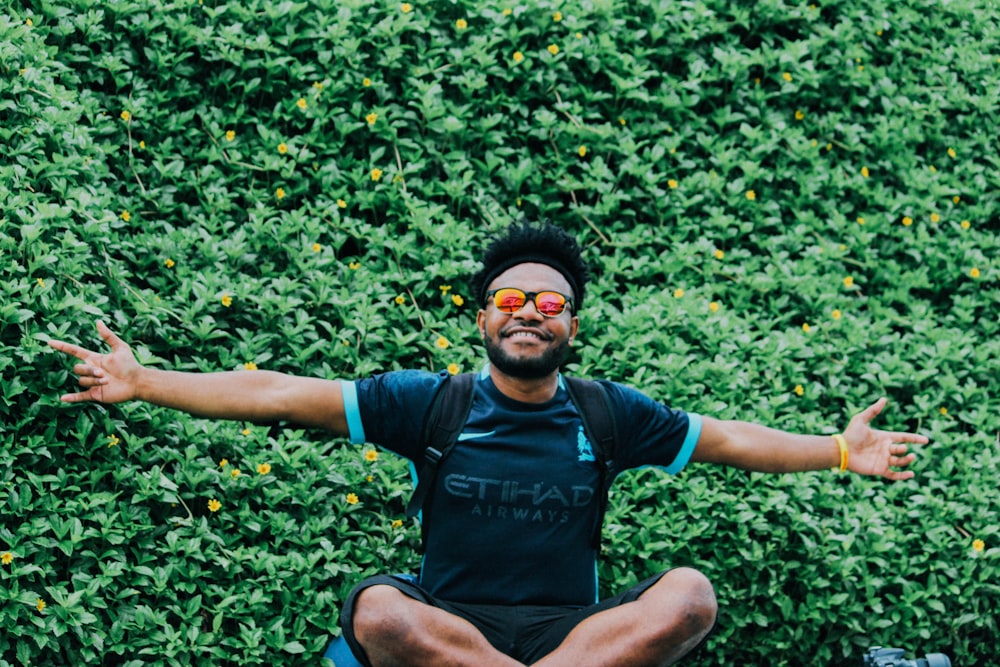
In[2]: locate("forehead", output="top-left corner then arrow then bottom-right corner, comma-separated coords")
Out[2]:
488,262 -> 573,296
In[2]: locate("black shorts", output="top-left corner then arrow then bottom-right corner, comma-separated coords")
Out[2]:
339,572 -> 674,666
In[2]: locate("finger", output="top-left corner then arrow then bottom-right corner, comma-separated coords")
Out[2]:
48,339 -> 98,362
60,390 -> 97,403
858,397 -> 888,424
96,321 -> 127,352
883,469 -> 916,482
891,432 -> 930,445
72,363 -> 106,379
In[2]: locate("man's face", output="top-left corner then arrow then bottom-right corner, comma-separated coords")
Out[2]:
476,262 -> 580,379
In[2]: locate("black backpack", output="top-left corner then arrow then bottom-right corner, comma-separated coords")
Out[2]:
404,372 -> 620,547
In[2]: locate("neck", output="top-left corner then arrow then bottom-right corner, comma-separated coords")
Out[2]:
488,365 -> 559,403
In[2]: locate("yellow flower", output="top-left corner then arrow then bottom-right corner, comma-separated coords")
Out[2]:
939,407 -> 948,416
447,363 -> 460,375
709,301 -> 720,313
313,82 -> 323,90
371,168 -> 383,181
553,11 -> 563,21
312,243 -> 322,252
366,112 -> 378,125
139,140 -> 146,149
230,468 -> 241,478
970,267 -> 980,278
930,212 -> 940,223
673,288 -> 685,298
337,198 -> 347,208
953,195 -> 961,204
244,362 -> 258,371
401,2 -> 412,11
961,220 -> 971,230
436,336 -> 450,349
241,428 -> 251,435
225,130 -> 235,141
902,216 -> 913,226
713,249 -> 724,260
578,146 -> 587,157
843,276 -> 854,288
782,72 -> 792,82
451,294 -> 464,307
668,179 -> 678,189
296,97 -> 307,110
121,110 -> 131,122
857,217 -> 865,225
219,458 -> 229,468
366,475 -> 374,483
107,434 -> 120,448
221,293 -> 233,307
513,51 -> 524,63
861,166 -> 869,178
440,284 -> 452,293
346,493 -> 359,505
26,18 -> 33,26
547,44 -> 560,55
277,143 -> 288,154
37,277 -> 45,288
257,462 -> 271,475
619,118 -> 626,125
36,599 -> 46,613
349,261 -> 361,270
208,499 -> 221,512
392,519 -> 404,528
947,147 -> 957,158
455,18 -> 467,29
794,110 -> 805,120
365,449 -> 379,462
276,187 -> 286,199
973,539 -> 985,552
832,309 -> 842,320
395,295 -> 406,305
121,210 -> 130,222
794,384 -> 804,396
1,552 -> 13,565
802,322 -> 811,333
362,77 -> 372,87
165,258 -> 175,268
502,8 -> 513,16
745,190 -> 756,201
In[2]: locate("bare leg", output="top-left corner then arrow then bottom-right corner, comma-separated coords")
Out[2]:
531,568 -> 718,667
352,584 -> 525,667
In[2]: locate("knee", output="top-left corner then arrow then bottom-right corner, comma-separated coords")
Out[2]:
653,567 -> 718,632
352,585 -> 418,648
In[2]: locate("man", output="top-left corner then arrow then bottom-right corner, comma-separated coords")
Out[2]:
50,222 -> 927,666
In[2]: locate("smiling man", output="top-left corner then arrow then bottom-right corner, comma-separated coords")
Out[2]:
50,221 -> 927,667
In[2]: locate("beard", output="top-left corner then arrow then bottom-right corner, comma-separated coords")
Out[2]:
482,330 -> 571,379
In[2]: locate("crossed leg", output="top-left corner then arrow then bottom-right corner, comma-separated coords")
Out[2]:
350,568 -> 717,667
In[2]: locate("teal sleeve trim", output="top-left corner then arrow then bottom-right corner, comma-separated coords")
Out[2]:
341,380 -> 366,444
665,412 -> 702,474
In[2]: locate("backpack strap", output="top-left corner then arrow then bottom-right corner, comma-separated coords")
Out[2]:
563,377 -> 619,548
404,372 -> 476,520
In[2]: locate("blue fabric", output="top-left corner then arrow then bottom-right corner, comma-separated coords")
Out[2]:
348,370 -> 695,607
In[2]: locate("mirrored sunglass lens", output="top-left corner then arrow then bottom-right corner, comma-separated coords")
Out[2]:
495,289 -> 527,312
535,292 -> 567,315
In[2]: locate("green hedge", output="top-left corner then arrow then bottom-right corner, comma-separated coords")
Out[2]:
2,0 -> 998,664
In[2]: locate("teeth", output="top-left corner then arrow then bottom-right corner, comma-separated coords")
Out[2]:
510,331 -> 542,339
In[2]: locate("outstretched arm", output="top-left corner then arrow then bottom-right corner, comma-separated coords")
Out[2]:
690,397 -> 927,480
49,321 -> 348,434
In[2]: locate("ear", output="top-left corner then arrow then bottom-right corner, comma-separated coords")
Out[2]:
476,309 -> 486,338
569,315 -> 579,343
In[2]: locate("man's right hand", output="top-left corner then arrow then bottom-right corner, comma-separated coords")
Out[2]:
49,321 -> 142,405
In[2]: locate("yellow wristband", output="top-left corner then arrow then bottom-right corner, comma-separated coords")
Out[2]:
832,434 -> 849,473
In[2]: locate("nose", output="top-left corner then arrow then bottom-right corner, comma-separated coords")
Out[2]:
511,298 -> 544,321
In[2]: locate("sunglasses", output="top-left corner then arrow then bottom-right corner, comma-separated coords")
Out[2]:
486,288 -> 574,317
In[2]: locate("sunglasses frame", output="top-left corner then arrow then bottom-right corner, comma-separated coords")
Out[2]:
486,287 -> 574,317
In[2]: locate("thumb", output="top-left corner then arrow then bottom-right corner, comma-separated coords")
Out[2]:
96,321 -> 128,352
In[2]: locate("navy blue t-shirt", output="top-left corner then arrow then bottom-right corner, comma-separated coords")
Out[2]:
341,367 -> 701,607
